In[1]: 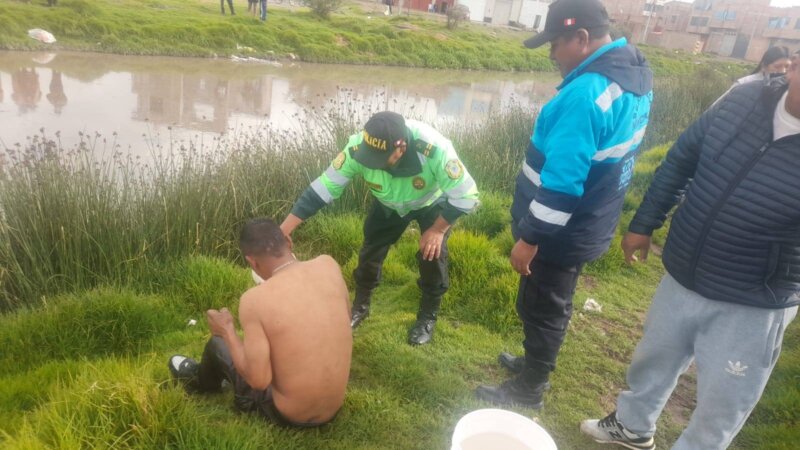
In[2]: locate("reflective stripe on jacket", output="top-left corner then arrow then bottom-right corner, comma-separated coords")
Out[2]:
291,120 -> 479,222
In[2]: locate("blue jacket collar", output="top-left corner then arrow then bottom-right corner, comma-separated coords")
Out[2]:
557,38 -> 627,90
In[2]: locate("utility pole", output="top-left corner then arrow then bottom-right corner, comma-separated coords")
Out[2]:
642,0 -> 656,43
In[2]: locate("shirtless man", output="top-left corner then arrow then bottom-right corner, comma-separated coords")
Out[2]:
168,218 -> 352,426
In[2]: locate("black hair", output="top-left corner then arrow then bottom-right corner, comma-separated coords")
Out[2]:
239,218 -> 288,258
754,46 -> 790,74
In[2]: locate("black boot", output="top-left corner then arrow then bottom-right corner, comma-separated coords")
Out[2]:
475,366 -> 550,409
498,352 -> 526,374
498,353 -> 552,390
350,289 -> 372,329
407,294 -> 441,345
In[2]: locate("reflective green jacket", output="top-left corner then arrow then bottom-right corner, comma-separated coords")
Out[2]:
290,120 -> 479,223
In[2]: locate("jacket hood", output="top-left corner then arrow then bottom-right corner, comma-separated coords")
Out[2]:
580,44 -> 653,96
761,76 -> 790,111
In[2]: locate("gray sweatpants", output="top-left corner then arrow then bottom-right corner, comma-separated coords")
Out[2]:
616,274 -> 797,449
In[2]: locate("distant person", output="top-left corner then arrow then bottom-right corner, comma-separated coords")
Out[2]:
260,0 -> 267,21
46,70 -> 67,114
11,68 -> 42,114
740,46 -> 792,84
384,0 -> 393,15
47,0 -> 56,6
248,0 -> 258,17
221,0 -> 235,15
581,52 -> 800,450
169,218 -> 353,426
280,111 -> 479,345
474,0 -> 653,409
715,46 -> 791,103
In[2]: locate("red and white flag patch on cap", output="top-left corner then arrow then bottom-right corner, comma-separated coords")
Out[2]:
564,18 -> 576,26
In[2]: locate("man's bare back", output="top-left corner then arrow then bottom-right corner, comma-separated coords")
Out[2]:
169,219 -> 352,427
240,255 -> 352,423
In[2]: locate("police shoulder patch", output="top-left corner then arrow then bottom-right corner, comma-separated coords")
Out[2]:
332,151 -> 346,170
445,159 -> 464,180
412,176 -> 426,190
413,139 -> 438,158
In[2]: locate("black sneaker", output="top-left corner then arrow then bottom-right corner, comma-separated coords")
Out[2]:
168,355 -> 199,391
580,411 -> 655,450
474,374 -> 548,409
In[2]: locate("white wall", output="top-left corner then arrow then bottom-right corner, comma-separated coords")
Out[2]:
518,0 -> 549,31
458,0 -> 488,21
492,0 -> 514,25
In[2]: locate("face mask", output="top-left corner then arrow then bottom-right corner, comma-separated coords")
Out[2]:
769,72 -> 786,80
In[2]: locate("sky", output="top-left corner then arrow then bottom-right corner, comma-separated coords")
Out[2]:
768,0 -> 797,6
673,0 -> 799,7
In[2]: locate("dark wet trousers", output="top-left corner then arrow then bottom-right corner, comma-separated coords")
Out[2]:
220,0 -> 235,14
516,257 -> 583,373
197,337 -> 328,427
353,201 -> 450,315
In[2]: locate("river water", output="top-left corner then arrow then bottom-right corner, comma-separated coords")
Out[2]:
0,51 -> 558,158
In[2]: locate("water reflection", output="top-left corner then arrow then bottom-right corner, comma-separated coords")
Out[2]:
11,68 -> 42,114
47,70 -> 68,114
131,74 -> 272,133
0,51 -> 559,155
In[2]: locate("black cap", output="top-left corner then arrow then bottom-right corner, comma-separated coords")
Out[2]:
354,111 -> 406,169
523,0 -> 610,49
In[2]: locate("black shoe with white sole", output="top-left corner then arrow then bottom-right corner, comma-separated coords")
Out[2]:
168,355 -> 200,391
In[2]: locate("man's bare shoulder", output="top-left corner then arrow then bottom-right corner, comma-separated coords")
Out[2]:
239,285 -> 273,310
310,254 -> 342,270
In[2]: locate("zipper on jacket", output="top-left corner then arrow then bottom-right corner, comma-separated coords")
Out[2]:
687,143 -> 770,288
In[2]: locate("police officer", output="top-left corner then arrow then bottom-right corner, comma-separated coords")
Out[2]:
280,111 -> 479,345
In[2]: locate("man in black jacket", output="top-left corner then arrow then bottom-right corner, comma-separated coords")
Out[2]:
580,58 -> 800,449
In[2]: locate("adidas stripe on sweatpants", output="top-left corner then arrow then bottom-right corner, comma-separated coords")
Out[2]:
615,274 -> 797,449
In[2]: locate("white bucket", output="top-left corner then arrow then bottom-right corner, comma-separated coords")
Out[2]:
451,409 -> 557,450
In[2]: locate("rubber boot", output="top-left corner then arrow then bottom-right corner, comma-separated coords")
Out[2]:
407,294 -> 441,345
475,363 -> 551,409
350,288 -> 372,329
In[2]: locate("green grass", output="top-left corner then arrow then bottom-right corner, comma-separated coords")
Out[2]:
0,144 -> 796,448
0,71 -> 730,309
1,74 -> 795,447
0,0 -> 750,75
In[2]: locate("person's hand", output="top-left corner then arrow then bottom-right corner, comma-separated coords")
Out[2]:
510,240 -> 538,276
280,225 -> 294,248
206,307 -> 235,337
621,232 -> 652,264
280,215 -> 302,248
419,228 -> 445,261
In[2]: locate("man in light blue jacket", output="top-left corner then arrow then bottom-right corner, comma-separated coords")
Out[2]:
476,0 -> 653,409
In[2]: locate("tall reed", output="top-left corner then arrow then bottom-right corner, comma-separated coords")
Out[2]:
0,72 -> 728,310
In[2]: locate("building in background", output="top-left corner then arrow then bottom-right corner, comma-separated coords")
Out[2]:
605,0 -> 666,42
756,6 -> 800,61
605,0 -> 800,62
456,0 -> 551,29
